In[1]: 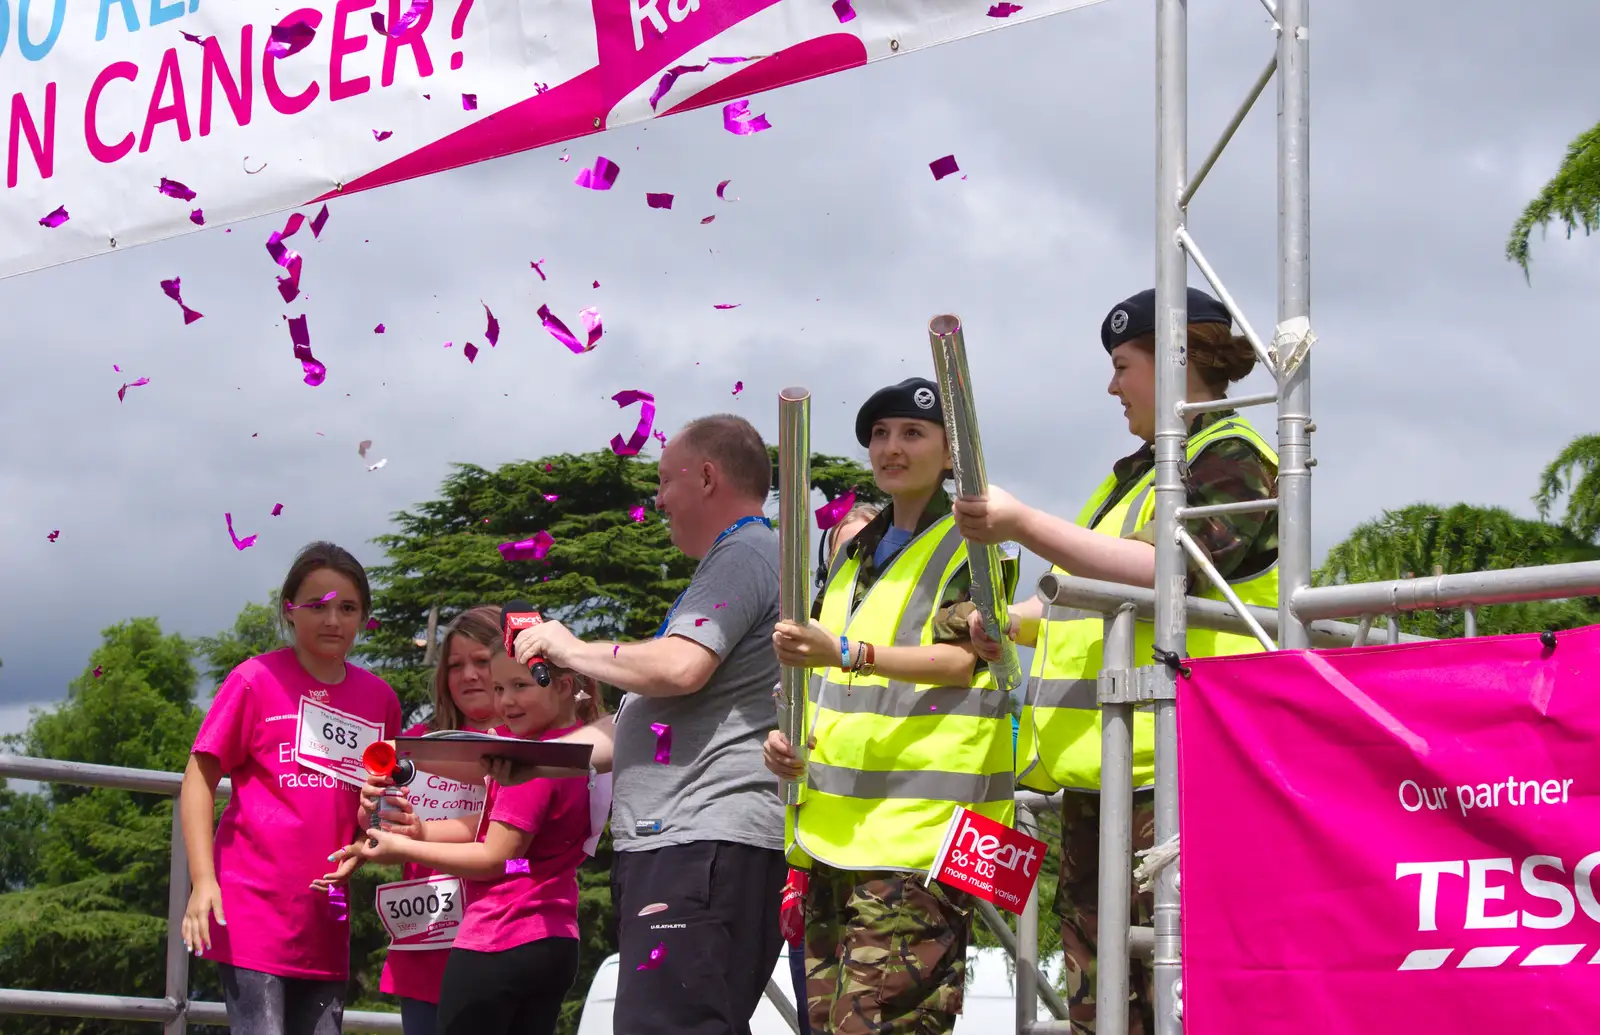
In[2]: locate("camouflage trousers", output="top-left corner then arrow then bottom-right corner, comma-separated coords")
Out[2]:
1053,791 -> 1157,1035
802,863 -> 971,1035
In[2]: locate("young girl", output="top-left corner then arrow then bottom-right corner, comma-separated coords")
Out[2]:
348,649 -> 607,1035
179,541 -> 402,1035
377,606 -> 503,1035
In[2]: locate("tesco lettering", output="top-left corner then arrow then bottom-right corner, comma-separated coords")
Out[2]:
1395,852 -> 1600,932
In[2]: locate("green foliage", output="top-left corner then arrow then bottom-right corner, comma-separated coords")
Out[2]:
194,596 -> 286,685
1507,119 -> 1600,276
1315,502 -> 1600,637
363,451 -> 696,723
1535,433 -> 1600,545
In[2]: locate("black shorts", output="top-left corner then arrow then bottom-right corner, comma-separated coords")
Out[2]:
610,840 -> 788,1035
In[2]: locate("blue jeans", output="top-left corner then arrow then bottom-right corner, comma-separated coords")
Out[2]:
788,942 -> 812,1035
399,997 -> 438,1035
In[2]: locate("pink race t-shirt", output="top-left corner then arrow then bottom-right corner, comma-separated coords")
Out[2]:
454,722 -> 591,953
378,721 -> 490,1004
192,648 -> 401,980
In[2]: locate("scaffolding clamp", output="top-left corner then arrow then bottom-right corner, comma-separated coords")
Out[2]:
1135,665 -> 1179,702
1273,315 -> 1317,377
1097,668 -> 1136,704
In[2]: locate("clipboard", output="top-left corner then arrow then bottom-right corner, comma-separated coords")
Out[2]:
395,732 -> 593,775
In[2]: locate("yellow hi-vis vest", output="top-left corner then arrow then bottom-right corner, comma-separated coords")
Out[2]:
1015,416 -> 1279,793
788,514 -> 1016,873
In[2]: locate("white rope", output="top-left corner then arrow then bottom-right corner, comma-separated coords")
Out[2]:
1133,834 -> 1179,893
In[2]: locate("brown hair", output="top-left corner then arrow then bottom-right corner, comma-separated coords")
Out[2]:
548,665 -> 610,727
1129,322 -> 1257,393
827,503 -> 882,557
429,606 -> 502,733
279,542 -> 371,634
675,414 -> 772,501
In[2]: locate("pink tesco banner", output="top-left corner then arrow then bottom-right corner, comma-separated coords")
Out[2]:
1,0 -> 1101,280
1179,625 -> 1600,1035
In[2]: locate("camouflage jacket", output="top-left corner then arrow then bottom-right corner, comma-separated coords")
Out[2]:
1111,409 -> 1279,586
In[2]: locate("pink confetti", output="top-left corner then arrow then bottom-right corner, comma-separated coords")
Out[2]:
832,0 -> 856,21
159,277 -> 204,324
309,204 -> 329,238
46,530 -> 59,542
652,430 -> 667,445
609,390 -> 657,457
225,512 -> 258,551
38,206 -> 68,227
382,0 -> 431,37
575,157 -> 620,191
694,618 -> 710,627
180,30 -> 204,44
530,259 -> 547,281
462,93 -> 478,110
593,280 -> 601,288
464,342 -> 480,363
646,192 -> 674,210
272,504 -> 284,516
366,618 -> 381,631
558,153 -> 570,163
117,377 -> 150,402
648,56 -> 753,112
538,304 -> 603,354
93,665 -> 103,678
158,177 -> 196,201
287,315 -> 326,386
266,18 -> 316,58
714,303 -> 741,310
189,208 -> 205,225
327,885 -> 348,921
816,490 -> 858,530
629,505 -> 648,522
373,129 -> 393,141
649,722 -> 672,764
700,215 -> 715,225
613,644 -> 621,657
929,155 -> 960,180
732,381 -> 744,395
505,858 -> 531,875
285,590 -> 338,611
637,942 -> 667,971
723,100 -> 772,135
374,324 -> 386,333
498,531 -> 555,562
484,303 -> 500,346
987,2 -> 1023,14
716,179 -> 735,201
265,213 -> 306,303
543,494 -> 560,502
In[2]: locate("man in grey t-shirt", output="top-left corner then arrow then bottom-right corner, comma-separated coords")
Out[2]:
511,413 -> 785,1035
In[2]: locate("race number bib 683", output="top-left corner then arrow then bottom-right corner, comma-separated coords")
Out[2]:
376,875 -> 466,951
293,698 -> 383,787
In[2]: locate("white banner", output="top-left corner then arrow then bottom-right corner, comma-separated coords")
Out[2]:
1,0 -> 1099,280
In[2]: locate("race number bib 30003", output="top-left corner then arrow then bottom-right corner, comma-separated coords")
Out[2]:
376,875 -> 465,951
293,698 -> 384,788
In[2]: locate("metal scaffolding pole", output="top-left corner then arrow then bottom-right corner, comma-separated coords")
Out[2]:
1151,1 -> 1188,1032
1095,604 -> 1138,1035
1276,0 -> 1314,651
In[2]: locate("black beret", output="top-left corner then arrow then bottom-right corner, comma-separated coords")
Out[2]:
1101,287 -> 1232,352
855,377 -> 943,447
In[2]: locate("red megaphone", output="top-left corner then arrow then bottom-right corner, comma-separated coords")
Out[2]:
363,741 -> 416,787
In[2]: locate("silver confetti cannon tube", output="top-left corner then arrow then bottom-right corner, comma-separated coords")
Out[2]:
928,315 -> 1023,692
777,386 -> 812,805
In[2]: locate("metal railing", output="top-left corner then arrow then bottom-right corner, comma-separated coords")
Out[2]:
0,754 -> 804,1035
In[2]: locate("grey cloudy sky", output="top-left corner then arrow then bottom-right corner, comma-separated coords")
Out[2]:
2,0 -> 1598,726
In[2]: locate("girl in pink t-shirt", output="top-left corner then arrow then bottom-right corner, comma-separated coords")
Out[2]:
345,649 -> 603,1035
375,605 -> 502,1035
179,542 -> 401,1035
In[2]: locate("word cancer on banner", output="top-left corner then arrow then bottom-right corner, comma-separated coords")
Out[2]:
1178,626 -> 1600,1035
1,0 -> 1101,279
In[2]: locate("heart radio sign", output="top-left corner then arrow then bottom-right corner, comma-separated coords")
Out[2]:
926,807 -> 1048,914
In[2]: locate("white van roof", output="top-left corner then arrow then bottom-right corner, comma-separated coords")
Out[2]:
575,946 -> 1062,1035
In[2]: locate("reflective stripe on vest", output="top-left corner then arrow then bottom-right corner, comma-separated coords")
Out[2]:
790,514 -> 1015,873
1016,417 -> 1280,793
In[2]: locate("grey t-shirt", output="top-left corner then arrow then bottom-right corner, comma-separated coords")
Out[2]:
611,521 -> 784,853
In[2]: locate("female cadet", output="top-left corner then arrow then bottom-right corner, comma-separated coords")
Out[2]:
953,287 -> 1280,1035
764,377 -> 1017,1035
